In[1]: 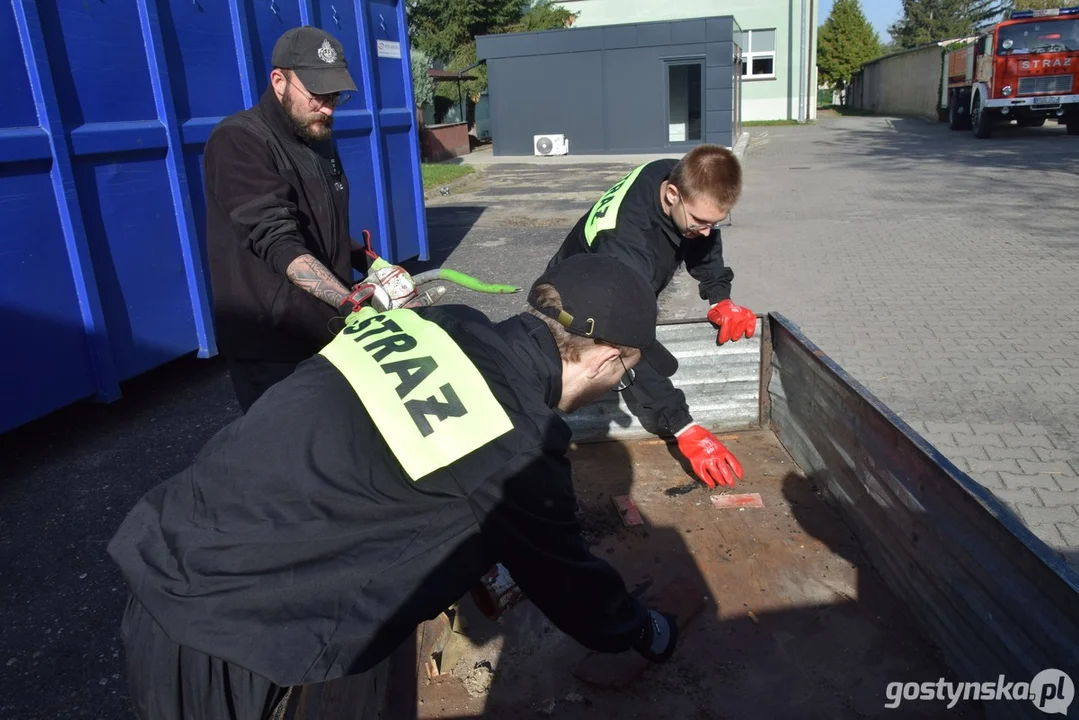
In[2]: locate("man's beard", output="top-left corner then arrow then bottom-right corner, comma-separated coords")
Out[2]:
282,92 -> 333,143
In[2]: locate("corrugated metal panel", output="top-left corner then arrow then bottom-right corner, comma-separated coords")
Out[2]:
564,318 -> 762,442
766,313 -> 1079,720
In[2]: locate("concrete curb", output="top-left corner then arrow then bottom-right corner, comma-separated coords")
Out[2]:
458,133 -> 753,166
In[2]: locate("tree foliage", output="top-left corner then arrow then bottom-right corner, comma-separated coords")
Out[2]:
1010,0 -> 1068,8
433,42 -> 488,106
406,0 -> 574,64
889,0 -> 1009,49
817,0 -> 883,89
410,48 -> 434,108
405,0 -> 522,63
504,0 -> 577,33
971,0 -> 1011,27
408,0 -> 576,109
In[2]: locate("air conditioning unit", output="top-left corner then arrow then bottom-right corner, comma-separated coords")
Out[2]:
534,134 -> 569,156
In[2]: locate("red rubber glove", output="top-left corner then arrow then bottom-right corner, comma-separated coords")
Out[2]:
707,299 -> 756,344
675,424 -> 744,488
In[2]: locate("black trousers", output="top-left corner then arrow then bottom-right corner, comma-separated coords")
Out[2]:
226,359 -> 301,413
120,594 -> 290,720
120,594 -> 409,720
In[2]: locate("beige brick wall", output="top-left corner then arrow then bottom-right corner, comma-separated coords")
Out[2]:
856,46 -> 945,120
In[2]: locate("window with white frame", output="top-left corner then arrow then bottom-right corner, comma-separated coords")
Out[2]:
739,29 -> 776,80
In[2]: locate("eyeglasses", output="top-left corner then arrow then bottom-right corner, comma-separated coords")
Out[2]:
287,78 -> 352,109
615,356 -> 635,392
680,196 -> 732,231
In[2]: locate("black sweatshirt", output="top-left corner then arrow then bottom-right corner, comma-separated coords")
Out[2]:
107,305 -> 648,687
203,87 -> 361,363
549,159 -> 734,305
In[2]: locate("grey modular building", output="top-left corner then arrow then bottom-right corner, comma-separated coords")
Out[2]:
475,16 -> 743,156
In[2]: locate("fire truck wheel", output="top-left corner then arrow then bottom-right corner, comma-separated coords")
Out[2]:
1067,121 -> 1079,136
972,93 -> 993,139
949,92 -> 971,131
948,96 -> 961,130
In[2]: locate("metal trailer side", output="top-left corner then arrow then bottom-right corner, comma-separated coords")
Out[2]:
277,313 -> 1079,719
764,313 -> 1079,718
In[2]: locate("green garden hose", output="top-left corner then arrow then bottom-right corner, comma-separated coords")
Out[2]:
412,268 -> 521,295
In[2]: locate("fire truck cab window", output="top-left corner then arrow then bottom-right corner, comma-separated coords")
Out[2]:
997,20 -> 1079,53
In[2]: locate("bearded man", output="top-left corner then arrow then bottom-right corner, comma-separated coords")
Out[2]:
203,26 -> 398,412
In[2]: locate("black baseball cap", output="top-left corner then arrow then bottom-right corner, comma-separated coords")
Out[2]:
528,254 -> 678,377
271,26 -> 358,95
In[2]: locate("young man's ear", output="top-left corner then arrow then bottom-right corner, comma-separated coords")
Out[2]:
666,184 -> 682,206
585,343 -> 623,379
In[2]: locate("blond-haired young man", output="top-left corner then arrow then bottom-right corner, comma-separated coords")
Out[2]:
546,144 -> 754,489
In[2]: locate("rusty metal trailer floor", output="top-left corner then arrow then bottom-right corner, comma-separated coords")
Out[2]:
407,431 -> 984,719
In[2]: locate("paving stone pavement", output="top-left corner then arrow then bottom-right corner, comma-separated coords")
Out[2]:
725,115 -> 1079,569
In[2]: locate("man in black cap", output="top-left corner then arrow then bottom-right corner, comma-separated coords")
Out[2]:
203,26 -> 423,413
108,253 -> 681,720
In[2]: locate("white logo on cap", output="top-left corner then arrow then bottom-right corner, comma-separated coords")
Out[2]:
317,39 -> 337,64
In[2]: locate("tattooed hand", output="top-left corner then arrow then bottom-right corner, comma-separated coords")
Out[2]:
285,254 -> 351,308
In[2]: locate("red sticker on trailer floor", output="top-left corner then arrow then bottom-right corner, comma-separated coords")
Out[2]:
711,493 -> 765,509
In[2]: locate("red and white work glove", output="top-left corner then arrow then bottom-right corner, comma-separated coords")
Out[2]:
337,273 -> 445,316
364,264 -> 422,310
675,424 -> 744,488
707,299 -> 755,345
339,229 -> 445,315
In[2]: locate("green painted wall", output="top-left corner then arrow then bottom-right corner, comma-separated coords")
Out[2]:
555,0 -> 817,121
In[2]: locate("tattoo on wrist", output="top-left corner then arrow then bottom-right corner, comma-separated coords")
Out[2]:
286,255 -> 349,307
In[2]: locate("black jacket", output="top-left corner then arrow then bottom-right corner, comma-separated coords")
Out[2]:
203,87 -> 363,363
549,158 -> 734,305
545,159 -> 735,435
107,304 -> 648,688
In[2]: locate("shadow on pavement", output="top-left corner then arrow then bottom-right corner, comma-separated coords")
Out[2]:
823,114 -> 1076,168
810,115 -> 1078,239
0,340 -> 239,720
405,205 -> 487,274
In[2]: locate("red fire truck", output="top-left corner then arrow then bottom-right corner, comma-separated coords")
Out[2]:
942,5 -> 1079,137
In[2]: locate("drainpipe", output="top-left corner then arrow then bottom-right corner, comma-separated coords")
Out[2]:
798,0 -> 808,122
807,0 -> 815,119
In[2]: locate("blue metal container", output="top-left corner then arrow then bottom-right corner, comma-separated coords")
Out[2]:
1,0 -> 428,434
